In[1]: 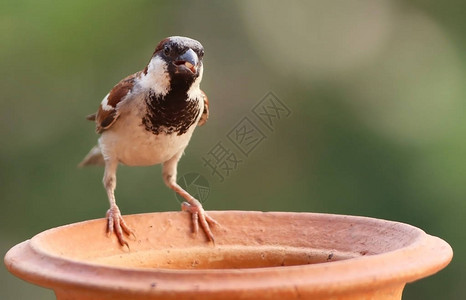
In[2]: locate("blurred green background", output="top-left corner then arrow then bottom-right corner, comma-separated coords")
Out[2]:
1,1 -> 465,299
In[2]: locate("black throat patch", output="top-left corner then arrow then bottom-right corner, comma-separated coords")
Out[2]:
142,88 -> 201,136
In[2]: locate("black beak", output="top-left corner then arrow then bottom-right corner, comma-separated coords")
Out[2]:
174,48 -> 199,74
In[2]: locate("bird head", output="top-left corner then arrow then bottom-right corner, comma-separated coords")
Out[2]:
144,36 -> 204,93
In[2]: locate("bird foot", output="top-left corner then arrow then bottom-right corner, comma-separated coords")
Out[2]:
181,200 -> 219,243
106,205 -> 135,248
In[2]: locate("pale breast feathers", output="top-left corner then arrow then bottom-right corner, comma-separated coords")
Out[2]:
90,73 -> 138,134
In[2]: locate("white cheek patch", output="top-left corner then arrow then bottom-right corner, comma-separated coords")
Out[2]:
187,65 -> 203,100
139,56 -> 171,96
100,93 -> 113,111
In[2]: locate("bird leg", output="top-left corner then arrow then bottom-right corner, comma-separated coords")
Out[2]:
163,152 -> 219,243
103,159 -> 135,247
173,184 -> 219,242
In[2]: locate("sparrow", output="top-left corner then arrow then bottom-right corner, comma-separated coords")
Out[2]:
79,36 -> 218,247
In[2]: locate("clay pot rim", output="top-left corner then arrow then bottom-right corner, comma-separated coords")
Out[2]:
5,211 -> 453,295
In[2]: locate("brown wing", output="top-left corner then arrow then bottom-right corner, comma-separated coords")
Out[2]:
90,72 -> 139,134
197,90 -> 209,127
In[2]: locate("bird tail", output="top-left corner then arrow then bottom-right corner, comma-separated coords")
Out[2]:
78,145 -> 105,167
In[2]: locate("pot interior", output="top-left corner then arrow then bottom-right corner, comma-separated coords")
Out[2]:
89,245 -> 358,269
31,211 -> 421,270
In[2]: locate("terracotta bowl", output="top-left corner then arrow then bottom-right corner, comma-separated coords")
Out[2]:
4,211 -> 452,300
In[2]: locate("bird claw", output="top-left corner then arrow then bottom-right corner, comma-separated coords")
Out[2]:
106,206 -> 135,248
181,201 -> 219,243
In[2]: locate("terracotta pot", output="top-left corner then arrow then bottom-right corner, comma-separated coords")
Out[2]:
5,211 -> 452,300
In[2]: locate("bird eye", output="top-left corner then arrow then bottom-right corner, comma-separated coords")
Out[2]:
199,49 -> 205,58
163,45 -> 171,56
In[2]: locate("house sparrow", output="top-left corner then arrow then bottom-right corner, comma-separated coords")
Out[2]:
79,36 -> 217,247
